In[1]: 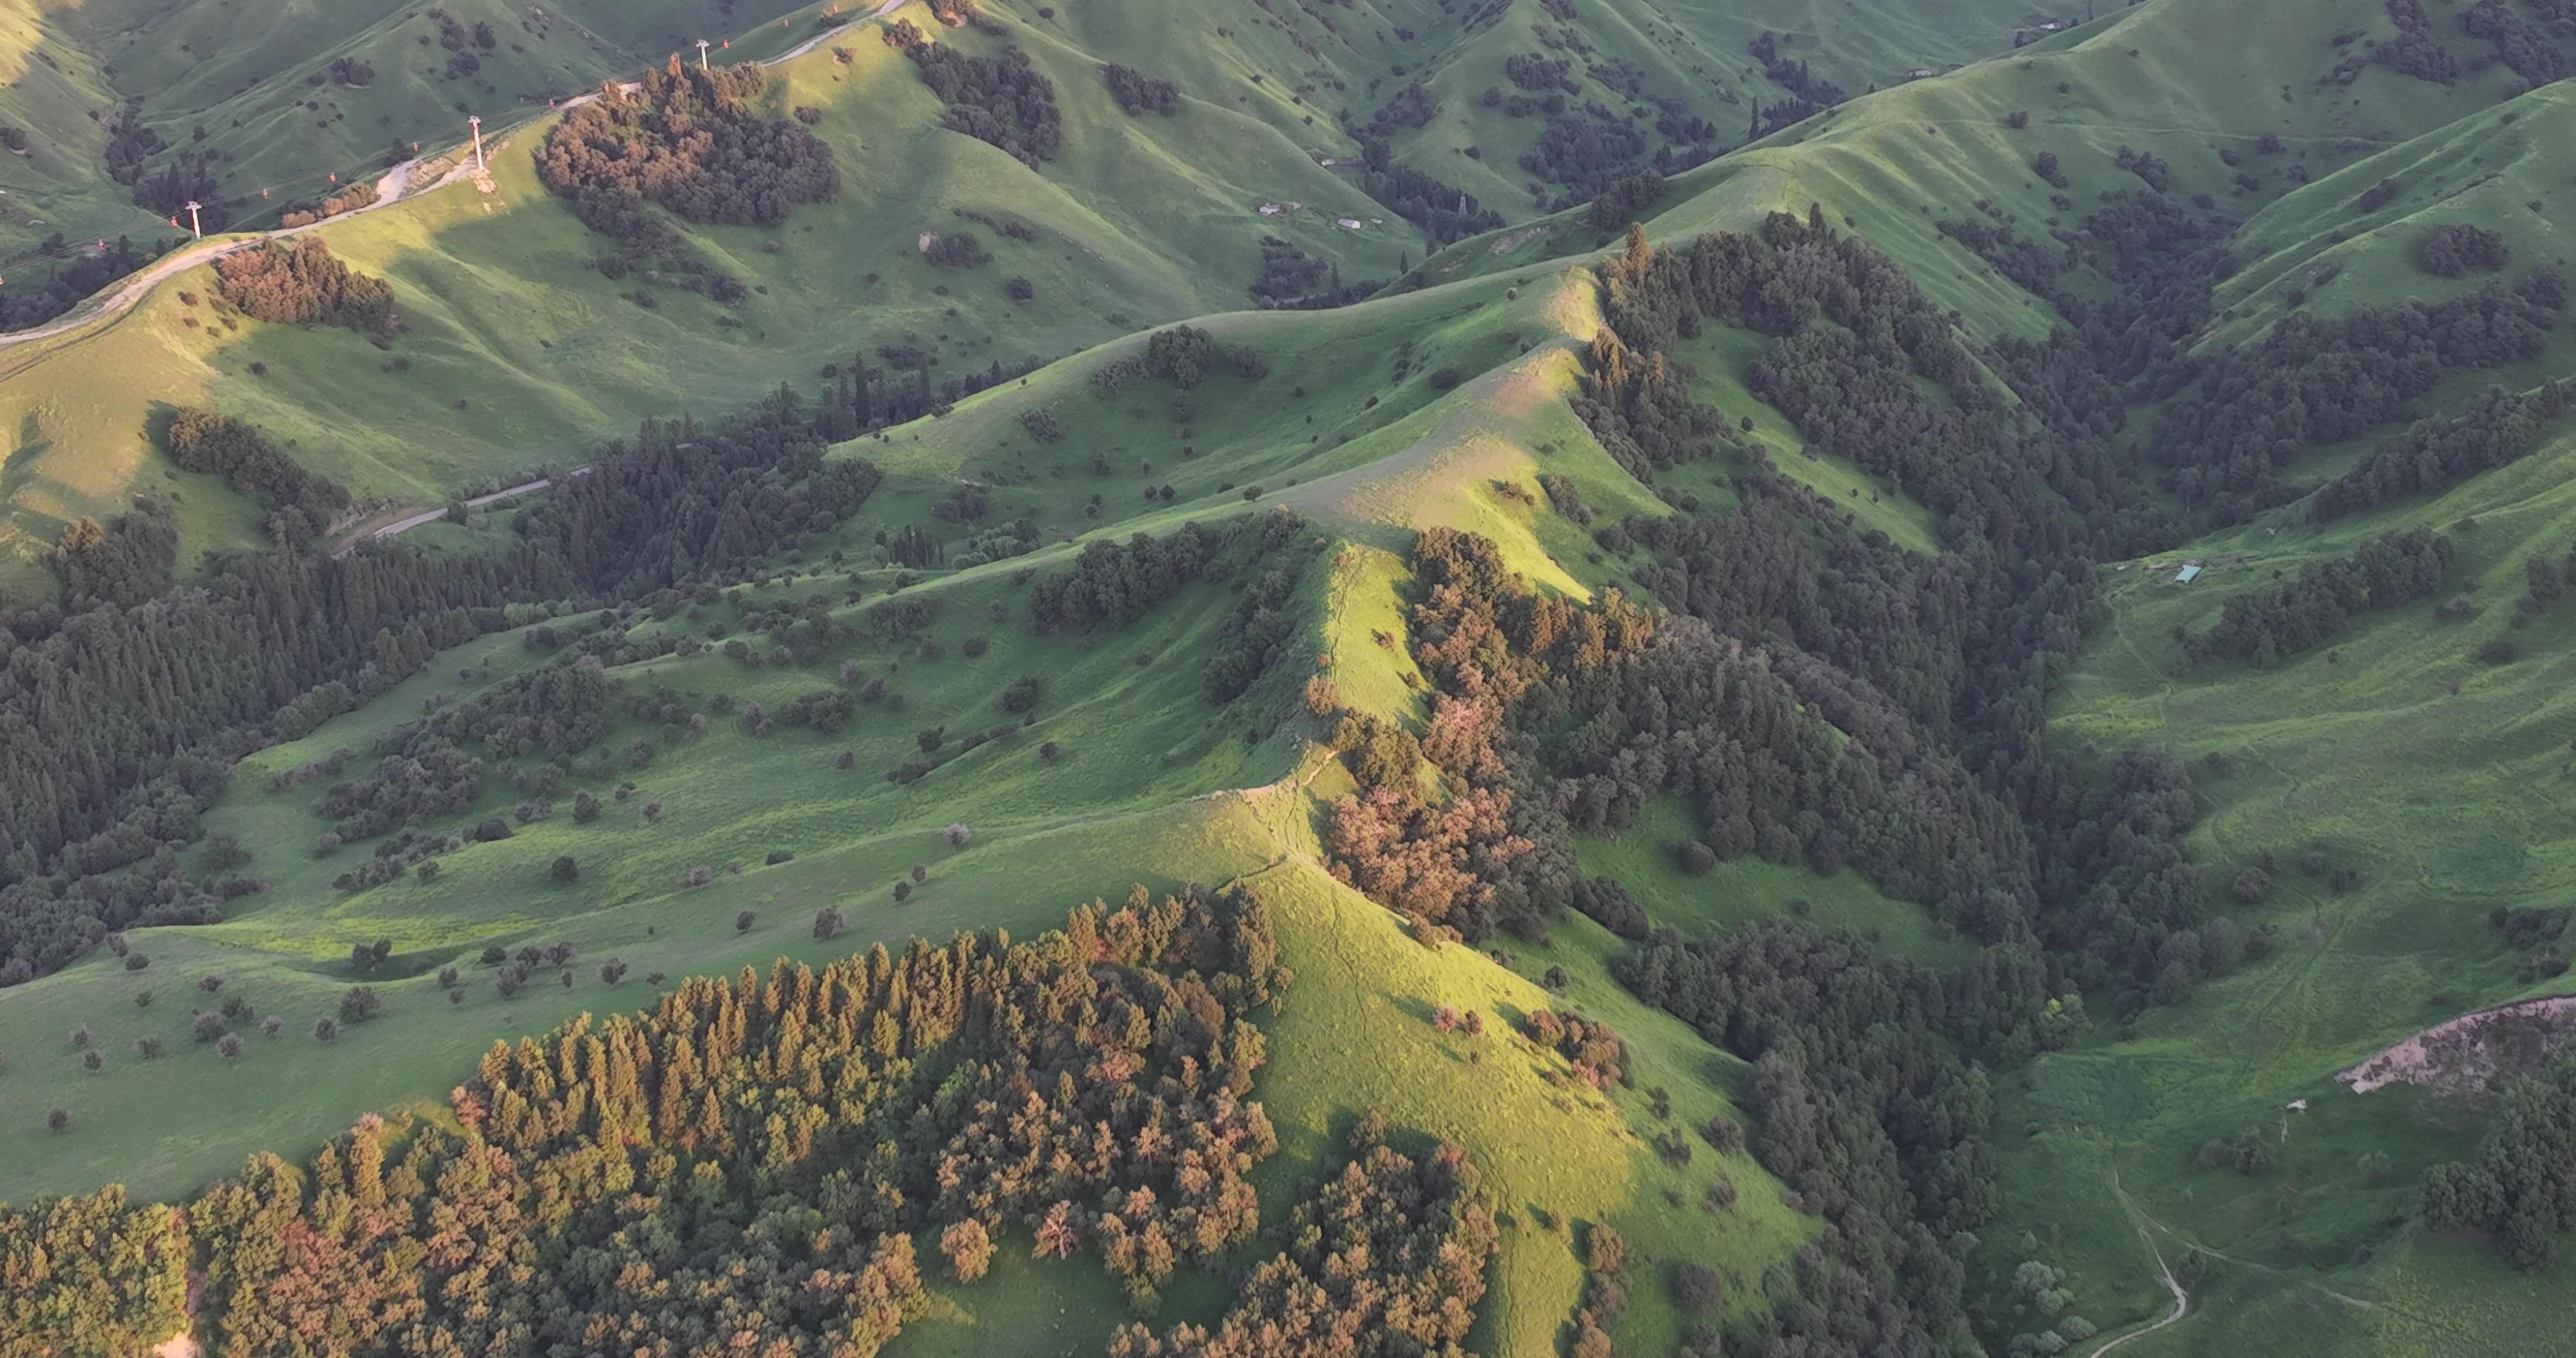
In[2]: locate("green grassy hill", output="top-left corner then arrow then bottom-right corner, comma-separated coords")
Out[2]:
0,5 -> 1407,595
1426,0 -> 2562,337
0,0 -> 824,256
16,0 -> 2576,1354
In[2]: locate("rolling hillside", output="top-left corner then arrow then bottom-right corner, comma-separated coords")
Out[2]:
9,0 -> 2576,1354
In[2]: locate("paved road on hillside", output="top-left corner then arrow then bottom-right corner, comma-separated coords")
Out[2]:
332,466 -> 598,556
0,0 -> 913,356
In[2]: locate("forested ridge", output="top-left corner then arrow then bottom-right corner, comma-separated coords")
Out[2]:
0,888 -> 1509,1356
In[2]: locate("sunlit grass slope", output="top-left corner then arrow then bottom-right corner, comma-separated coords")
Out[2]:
0,9 -> 1403,596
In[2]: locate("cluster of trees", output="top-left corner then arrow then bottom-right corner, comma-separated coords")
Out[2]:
1202,542 -> 1316,704
1249,236 -> 1374,309
165,408 -> 354,550
1521,110 -> 1650,209
1101,63 -> 1180,115
1310,211 -> 2311,1346
2181,529 -> 2456,666
2422,222 -> 2511,277
512,403 -> 883,599
1108,1119 -> 1497,1356
1745,31 -> 1847,137
2423,1043 -> 2576,1269
277,178 -> 379,230
815,348 -> 1048,436
103,102 -> 232,235
1587,169 -> 1665,232
211,238 -> 398,334
1332,93 -> 1505,244
0,236 -> 159,332
886,22 -> 1063,166
1030,510 -> 1308,633
0,395 -> 881,986
1092,325 -> 1266,394
2310,380 -> 2576,521
1574,218 -> 2218,986
0,888 -> 1337,1353
49,504 -> 181,611
1321,528 -> 1588,941
1965,191 -> 2229,455
0,1186 -> 187,1350
1617,920 -> 2000,1356
2376,0 -> 2462,83
539,58 -> 839,230
2462,0 -> 2570,88
2152,266 -> 2565,519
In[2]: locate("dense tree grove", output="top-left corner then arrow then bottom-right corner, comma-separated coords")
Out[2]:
165,408 -> 355,550
2420,222 -> 2511,278
2423,1043 -> 2576,1269
1618,921 -> 1996,1354
2153,267 -> 2564,519
886,22 -> 1063,166
2181,528 -> 2455,666
1030,509 -> 1309,634
2461,0 -> 2570,87
0,1185 -> 188,1353
1108,1119 -> 1497,1357
49,503 -> 180,611
0,401 -> 879,985
0,889 -> 1451,1355
210,238 -> 398,334
2310,380 -> 2576,521
1297,206 -> 2307,1349
538,59 -> 839,228
1101,63 -> 1181,115
1587,170 -> 1667,233
2376,0 -> 2463,83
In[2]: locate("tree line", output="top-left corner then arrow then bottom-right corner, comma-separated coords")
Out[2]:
2180,528 -> 2456,667
0,399 -> 880,986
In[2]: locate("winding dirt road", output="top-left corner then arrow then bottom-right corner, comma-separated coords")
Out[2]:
2087,1231 -> 2188,1356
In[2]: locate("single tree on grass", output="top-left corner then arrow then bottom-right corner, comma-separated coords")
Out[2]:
940,1220 -> 995,1281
